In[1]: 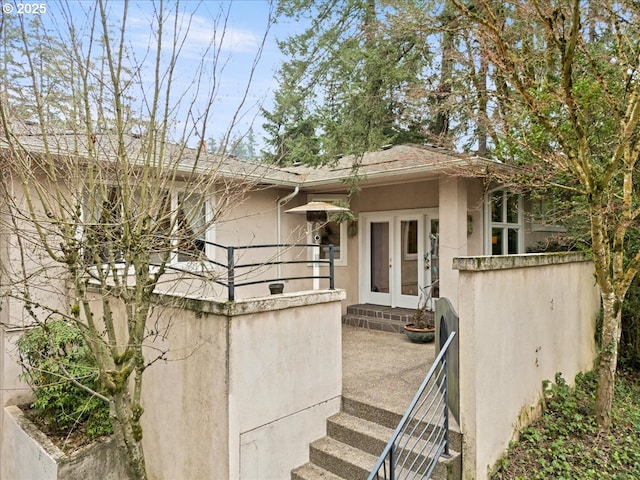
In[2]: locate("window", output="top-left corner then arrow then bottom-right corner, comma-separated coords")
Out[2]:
84,185 -> 213,267
175,192 -> 208,262
138,188 -> 212,264
486,189 -> 523,255
530,197 -> 567,232
402,220 -> 418,260
308,195 -> 348,266
83,186 -> 124,264
317,221 -> 341,260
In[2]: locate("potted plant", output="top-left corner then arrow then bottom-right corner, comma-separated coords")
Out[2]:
403,288 -> 436,343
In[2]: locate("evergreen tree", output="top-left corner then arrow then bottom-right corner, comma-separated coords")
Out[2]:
263,0 -> 434,165
209,127 -> 260,160
5,16 -> 77,125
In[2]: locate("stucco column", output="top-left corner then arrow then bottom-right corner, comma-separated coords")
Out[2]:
438,176 -> 468,311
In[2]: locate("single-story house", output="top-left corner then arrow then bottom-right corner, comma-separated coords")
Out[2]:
207,142 -> 566,314
0,127 -> 563,314
0,131 -> 599,480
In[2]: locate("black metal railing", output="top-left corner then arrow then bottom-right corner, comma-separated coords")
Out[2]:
368,331 -> 457,480
202,241 -> 335,301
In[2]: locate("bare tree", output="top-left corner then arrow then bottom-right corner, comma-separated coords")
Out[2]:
0,1 -> 272,478
453,0 -> 640,429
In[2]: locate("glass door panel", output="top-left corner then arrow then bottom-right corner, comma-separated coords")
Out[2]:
430,219 -> 440,298
370,222 -> 390,293
400,220 -> 419,297
362,211 -> 434,308
394,216 -> 424,308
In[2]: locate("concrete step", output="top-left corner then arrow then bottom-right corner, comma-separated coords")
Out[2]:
327,412 -> 390,457
309,436 -> 377,480
342,396 -> 463,454
291,398 -> 462,480
291,462 -> 344,480
328,412 -> 461,480
342,396 -> 401,429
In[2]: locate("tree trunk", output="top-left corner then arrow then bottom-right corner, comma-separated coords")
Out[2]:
475,49 -> 488,157
433,0 -> 455,143
594,291 -> 622,429
112,389 -> 147,480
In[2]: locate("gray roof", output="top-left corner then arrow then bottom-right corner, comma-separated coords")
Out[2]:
0,126 -> 499,191
282,144 -> 499,190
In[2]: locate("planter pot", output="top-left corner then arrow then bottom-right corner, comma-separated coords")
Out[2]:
403,324 -> 435,343
268,283 -> 284,295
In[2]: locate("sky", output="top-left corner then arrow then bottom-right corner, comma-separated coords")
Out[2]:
123,0 -> 306,149
8,0 -> 306,150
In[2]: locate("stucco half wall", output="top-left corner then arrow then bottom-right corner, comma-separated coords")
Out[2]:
454,253 -> 600,480
138,288 -> 345,480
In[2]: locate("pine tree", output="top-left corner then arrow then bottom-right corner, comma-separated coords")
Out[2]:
263,0 -> 433,165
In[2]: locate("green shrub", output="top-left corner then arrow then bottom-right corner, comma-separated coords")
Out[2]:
491,371 -> 640,479
16,320 -> 112,439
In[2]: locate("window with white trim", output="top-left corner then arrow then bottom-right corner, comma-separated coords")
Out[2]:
486,189 -> 523,255
137,188 -> 213,265
308,195 -> 348,267
175,191 -> 210,262
84,186 -> 214,267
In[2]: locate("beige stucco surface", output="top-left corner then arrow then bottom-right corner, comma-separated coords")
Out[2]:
2,290 -> 343,480
130,289 -> 343,480
455,254 -> 600,479
139,300 -> 231,480
0,327 -> 34,473
2,405 -> 57,480
228,293 -> 343,479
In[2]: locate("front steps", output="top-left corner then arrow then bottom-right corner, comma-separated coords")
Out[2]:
291,395 -> 462,480
342,304 -> 434,334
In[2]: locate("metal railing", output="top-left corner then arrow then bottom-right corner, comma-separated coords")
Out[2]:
202,241 -> 335,301
368,331 -> 457,480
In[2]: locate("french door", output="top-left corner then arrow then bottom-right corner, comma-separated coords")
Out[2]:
361,209 -> 438,308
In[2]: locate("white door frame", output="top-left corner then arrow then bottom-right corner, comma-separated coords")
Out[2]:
360,208 -> 438,308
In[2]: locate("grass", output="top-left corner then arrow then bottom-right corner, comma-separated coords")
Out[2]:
490,370 -> 640,480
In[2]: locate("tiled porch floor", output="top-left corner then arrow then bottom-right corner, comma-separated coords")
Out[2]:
342,303 -> 434,334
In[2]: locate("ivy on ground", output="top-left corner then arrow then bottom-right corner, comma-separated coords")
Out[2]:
491,371 -> 640,480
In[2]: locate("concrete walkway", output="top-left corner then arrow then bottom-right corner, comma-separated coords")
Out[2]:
342,324 -> 436,417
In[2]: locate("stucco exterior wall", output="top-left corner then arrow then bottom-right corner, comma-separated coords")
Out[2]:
119,289 -> 343,480
0,327 -> 32,409
350,180 -> 440,213
0,178 -> 70,328
318,176 -> 487,312
0,326 -> 34,474
454,253 -> 600,479
228,295 -> 343,479
139,299 -> 231,480
140,187 -> 323,301
2,406 -> 58,480
1,287 -> 343,480
214,187 -> 323,299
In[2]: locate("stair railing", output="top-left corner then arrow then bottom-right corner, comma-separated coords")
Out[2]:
368,331 -> 457,480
